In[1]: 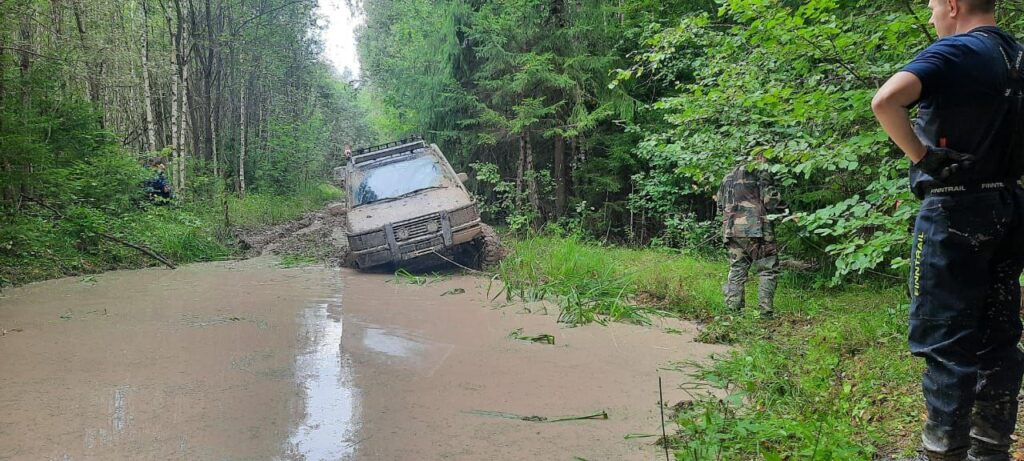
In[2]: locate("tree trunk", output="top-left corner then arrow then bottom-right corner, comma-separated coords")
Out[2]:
239,80 -> 247,196
525,134 -> 540,228
140,0 -> 157,152
516,134 -> 526,206
170,65 -> 180,188
177,0 -> 189,192
553,135 -> 566,217
71,0 -> 103,127
179,62 -> 189,191
164,1 -> 180,188
210,89 -> 219,179
203,0 -> 216,168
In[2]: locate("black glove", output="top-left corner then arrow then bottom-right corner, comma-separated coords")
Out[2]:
915,146 -> 975,180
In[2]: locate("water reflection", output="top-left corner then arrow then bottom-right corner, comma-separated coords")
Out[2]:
362,328 -> 424,358
286,299 -> 358,460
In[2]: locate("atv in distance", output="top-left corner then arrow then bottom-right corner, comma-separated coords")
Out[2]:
342,137 -> 503,270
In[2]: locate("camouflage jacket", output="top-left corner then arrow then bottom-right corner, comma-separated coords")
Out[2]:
715,164 -> 782,241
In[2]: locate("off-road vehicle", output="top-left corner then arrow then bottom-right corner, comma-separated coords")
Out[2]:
341,138 -> 502,270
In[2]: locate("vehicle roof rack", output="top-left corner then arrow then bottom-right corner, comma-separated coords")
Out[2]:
351,136 -> 426,166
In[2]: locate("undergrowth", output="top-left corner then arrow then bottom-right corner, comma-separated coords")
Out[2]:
1,184 -> 342,287
498,235 -> 920,460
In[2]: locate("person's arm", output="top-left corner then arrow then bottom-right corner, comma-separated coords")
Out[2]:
760,172 -> 783,213
871,71 -> 927,163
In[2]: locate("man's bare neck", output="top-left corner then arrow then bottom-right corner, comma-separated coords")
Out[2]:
955,15 -> 997,35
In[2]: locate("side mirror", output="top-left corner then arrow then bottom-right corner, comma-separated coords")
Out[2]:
457,172 -> 469,183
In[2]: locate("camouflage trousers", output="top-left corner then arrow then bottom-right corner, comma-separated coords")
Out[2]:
723,237 -> 780,317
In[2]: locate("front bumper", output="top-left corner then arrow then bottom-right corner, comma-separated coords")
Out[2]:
350,212 -> 482,268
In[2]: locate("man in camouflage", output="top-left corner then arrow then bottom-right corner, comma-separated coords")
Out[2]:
716,156 -> 783,318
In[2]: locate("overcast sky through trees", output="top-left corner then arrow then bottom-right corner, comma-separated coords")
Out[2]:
319,0 -> 362,77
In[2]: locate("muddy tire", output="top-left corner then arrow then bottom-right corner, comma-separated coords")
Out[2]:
477,224 -> 504,269
454,224 -> 504,271
342,250 -> 359,269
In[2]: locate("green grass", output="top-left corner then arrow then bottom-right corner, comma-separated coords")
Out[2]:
278,254 -> 319,268
0,183 -> 343,287
498,235 -> 920,460
223,183 -> 342,229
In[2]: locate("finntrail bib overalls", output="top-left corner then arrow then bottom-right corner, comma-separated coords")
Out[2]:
903,26 -> 1024,460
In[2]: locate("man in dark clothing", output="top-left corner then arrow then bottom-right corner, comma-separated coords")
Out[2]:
715,155 -> 783,319
144,157 -> 172,203
872,0 -> 1024,459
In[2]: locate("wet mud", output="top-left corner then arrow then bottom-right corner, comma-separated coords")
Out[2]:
341,273 -> 728,461
0,258 -> 724,460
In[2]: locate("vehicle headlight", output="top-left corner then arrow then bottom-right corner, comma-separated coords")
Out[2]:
349,230 -> 386,251
449,205 -> 479,226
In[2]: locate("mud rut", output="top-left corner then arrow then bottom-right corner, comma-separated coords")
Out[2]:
0,204 -> 726,460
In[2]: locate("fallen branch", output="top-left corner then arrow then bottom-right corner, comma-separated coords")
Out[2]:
97,231 -> 176,269
21,194 -> 177,270
465,409 -> 608,423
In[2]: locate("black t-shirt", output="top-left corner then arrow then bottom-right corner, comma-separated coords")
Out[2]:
902,26 -> 1024,194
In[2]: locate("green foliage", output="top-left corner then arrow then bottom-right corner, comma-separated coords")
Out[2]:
617,0 -> 937,282
226,183 -> 342,229
470,161 -> 546,234
1,182 -> 340,286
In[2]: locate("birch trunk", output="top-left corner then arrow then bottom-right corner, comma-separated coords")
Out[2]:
179,57 -> 189,191
210,94 -> 218,179
170,65 -> 180,190
140,0 -> 157,152
239,81 -> 247,196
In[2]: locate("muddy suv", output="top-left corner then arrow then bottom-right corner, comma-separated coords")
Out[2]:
342,138 -> 502,270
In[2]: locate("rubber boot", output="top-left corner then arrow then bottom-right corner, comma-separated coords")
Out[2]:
966,402 -> 1014,461
921,421 -> 970,461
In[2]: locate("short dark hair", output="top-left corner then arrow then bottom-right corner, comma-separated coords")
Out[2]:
962,0 -> 996,13
148,157 -> 166,167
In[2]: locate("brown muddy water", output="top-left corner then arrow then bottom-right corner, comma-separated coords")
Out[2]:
0,258 -> 725,460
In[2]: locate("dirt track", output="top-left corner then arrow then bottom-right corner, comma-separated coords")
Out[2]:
0,257 -> 724,460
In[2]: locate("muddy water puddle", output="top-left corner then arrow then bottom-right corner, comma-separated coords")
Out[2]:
341,272 -> 729,461
285,298 -> 358,460
0,258 -> 348,460
1,258 -> 724,460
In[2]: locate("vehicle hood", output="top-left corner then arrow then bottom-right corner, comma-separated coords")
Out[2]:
346,187 -> 474,234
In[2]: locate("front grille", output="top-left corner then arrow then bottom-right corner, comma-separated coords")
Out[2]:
393,213 -> 442,242
400,236 -> 444,256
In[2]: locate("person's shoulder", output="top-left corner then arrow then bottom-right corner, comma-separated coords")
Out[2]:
930,28 -> 1011,56
917,34 -> 974,58
722,164 -> 743,181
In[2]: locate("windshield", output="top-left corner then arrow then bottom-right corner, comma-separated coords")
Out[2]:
352,154 -> 450,206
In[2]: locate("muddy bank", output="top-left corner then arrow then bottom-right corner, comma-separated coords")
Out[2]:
235,202 -> 349,263
342,272 -> 728,461
0,258 -> 343,460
